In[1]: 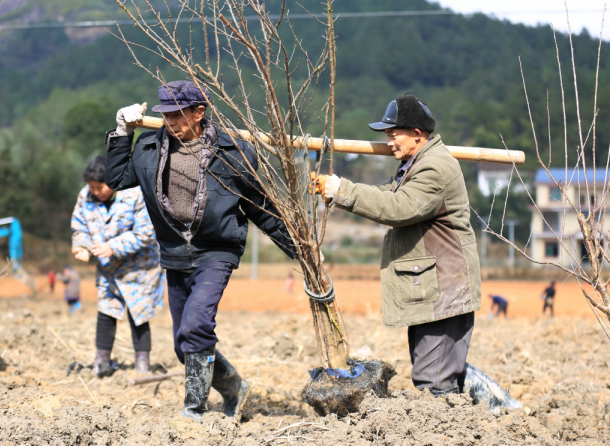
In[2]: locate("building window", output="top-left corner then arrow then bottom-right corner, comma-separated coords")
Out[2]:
542,211 -> 560,232
545,241 -> 559,257
549,188 -> 562,202
580,193 -> 599,208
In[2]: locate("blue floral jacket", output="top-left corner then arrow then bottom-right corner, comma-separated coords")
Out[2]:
71,185 -> 165,325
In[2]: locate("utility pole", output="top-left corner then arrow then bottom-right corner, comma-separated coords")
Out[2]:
251,227 -> 259,280
505,220 -> 519,270
481,218 -> 489,268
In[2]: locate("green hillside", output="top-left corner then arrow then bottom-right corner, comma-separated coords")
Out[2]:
0,0 -> 607,246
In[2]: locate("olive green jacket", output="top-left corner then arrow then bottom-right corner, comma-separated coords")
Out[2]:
332,134 -> 481,327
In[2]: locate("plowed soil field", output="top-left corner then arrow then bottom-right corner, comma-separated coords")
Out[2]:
1,274 -> 609,445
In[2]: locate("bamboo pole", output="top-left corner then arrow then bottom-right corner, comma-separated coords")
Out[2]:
129,116 -> 525,165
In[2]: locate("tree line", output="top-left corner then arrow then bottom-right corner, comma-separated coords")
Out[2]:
0,0 -> 607,248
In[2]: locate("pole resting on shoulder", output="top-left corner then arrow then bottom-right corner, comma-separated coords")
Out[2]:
304,273 -> 335,303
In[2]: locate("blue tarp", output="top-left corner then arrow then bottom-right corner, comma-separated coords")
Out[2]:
0,218 -> 23,270
308,363 -> 365,380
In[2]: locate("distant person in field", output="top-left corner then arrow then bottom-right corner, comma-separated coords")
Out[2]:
489,294 -> 508,318
71,156 -> 165,378
48,270 -> 56,293
285,271 -> 295,294
104,81 -> 296,420
58,266 -> 81,313
541,281 -> 556,318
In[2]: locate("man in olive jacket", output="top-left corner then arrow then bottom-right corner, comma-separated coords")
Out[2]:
312,95 -> 522,411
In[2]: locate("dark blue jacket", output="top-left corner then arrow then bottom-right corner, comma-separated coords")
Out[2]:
105,127 -> 295,270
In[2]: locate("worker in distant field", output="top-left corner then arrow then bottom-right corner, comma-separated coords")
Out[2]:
104,81 -> 296,420
541,281 -> 556,317
311,94 -> 523,412
48,269 -> 56,293
489,294 -> 508,317
285,271 -> 295,294
71,156 -> 165,378
58,265 -> 81,313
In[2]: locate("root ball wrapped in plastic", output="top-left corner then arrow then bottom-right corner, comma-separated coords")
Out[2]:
302,359 -> 396,416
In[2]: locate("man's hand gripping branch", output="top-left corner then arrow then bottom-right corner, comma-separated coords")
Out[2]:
309,172 -> 340,203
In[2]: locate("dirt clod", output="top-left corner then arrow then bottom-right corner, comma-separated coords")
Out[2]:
1,296 -> 610,444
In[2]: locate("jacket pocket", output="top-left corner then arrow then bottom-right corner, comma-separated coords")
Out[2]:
228,215 -> 240,245
392,256 -> 439,307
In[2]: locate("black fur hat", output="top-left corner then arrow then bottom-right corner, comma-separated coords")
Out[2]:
369,94 -> 435,133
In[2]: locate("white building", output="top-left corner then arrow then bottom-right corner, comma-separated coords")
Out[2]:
531,168 -> 608,267
477,163 -> 524,196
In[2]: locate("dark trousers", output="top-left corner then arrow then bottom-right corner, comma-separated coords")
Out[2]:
166,261 -> 233,364
543,301 -> 554,317
96,311 -> 151,352
408,311 -> 474,392
494,302 -> 508,317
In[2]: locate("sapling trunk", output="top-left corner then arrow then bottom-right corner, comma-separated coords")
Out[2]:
115,0 -> 352,370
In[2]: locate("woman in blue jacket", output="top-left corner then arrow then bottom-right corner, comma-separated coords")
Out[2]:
71,156 -> 165,378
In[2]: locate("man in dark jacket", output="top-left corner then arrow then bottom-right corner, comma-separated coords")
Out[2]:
105,81 -> 295,420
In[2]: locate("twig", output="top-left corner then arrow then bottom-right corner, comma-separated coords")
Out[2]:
36,408 -> 52,418
47,327 -> 71,352
113,0 -> 349,369
270,421 -> 330,437
79,376 -> 99,406
74,400 -> 92,405
129,398 -> 149,411
265,436 -> 310,443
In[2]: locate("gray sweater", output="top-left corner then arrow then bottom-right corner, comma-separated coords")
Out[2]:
156,119 -> 218,234
162,138 -> 204,225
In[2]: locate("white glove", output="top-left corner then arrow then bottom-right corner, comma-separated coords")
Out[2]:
324,174 -> 341,201
115,102 -> 147,136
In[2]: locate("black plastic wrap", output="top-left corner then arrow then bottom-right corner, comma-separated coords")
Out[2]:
302,359 -> 396,416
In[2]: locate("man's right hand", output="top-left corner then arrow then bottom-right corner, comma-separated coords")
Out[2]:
309,173 -> 331,202
310,173 -> 341,203
115,102 -> 147,136
73,248 -> 90,263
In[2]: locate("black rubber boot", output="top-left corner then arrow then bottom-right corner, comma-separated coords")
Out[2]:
460,363 -> 523,414
182,348 -> 215,420
212,350 -> 250,419
430,387 -> 460,398
93,350 -> 113,378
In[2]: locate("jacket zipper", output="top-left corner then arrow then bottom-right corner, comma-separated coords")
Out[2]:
187,239 -> 193,267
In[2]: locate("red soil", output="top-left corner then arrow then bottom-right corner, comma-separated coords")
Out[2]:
1,274 -> 596,318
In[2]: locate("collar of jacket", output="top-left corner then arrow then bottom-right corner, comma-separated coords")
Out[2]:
406,133 -> 442,167
393,134 -> 443,191
86,189 -> 121,204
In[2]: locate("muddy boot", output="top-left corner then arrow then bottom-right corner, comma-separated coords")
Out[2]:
135,351 -> 150,375
212,350 -> 250,419
182,348 -> 215,420
460,363 -> 523,415
93,350 -> 112,378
